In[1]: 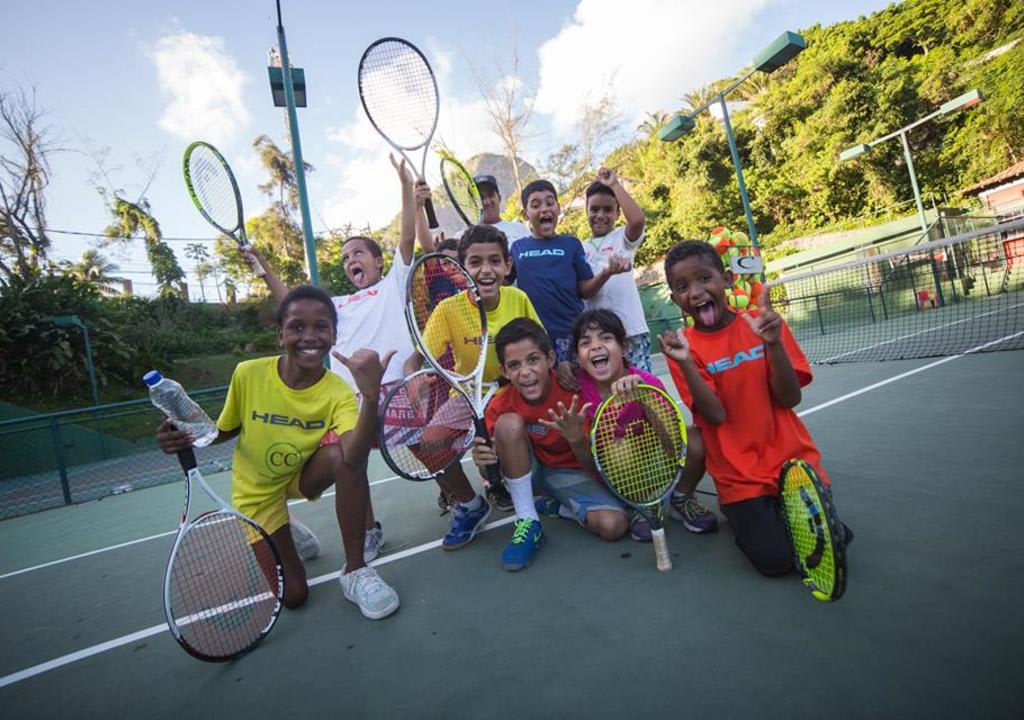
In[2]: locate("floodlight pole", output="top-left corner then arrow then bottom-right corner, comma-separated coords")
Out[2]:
898,131 -> 929,236
275,0 -> 319,285
717,94 -> 759,251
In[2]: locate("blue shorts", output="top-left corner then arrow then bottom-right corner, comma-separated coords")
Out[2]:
532,458 -> 625,526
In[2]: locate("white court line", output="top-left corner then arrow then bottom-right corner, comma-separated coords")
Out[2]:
0,459 -> 472,581
0,514 -> 516,690
0,333 -> 1020,689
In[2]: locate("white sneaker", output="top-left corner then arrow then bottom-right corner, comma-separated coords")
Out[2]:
290,519 -> 320,561
338,564 -> 400,619
364,522 -> 384,563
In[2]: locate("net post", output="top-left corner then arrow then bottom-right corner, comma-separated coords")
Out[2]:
49,417 -> 72,505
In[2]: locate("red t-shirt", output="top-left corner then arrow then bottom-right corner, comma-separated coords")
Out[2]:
484,372 -> 583,469
666,310 -> 828,504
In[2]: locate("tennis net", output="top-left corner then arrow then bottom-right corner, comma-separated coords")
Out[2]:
764,218 -> 1024,363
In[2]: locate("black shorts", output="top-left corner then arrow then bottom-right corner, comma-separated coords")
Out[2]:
720,495 -> 794,576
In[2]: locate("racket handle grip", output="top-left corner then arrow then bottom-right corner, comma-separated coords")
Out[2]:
472,417 -> 502,488
424,197 -> 439,229
177,448 -> 198,472
652,527 -> 673,572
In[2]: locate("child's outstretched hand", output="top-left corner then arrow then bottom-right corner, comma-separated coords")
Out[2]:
657,328 -> 691,364
741,291 -> 782,346
390,153 -> 414,187
156,418 -> 193,454
538,395 -> 592,445
414,180 -> 431,208
605,254 -> 632,276
596,166 -> 619,188
470,435 -> 499,470
332,348 -> 397,400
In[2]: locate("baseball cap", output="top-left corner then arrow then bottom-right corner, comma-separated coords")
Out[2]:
473,175 -> 499,192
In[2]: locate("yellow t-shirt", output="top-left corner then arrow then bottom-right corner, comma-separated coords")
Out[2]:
217,356 -> 358,511
422,286 -> 541,383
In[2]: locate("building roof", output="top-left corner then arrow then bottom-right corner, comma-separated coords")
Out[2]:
961,160 -> 1024,196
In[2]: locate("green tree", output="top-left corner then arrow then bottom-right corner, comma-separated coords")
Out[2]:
60,249 -> 123,296
102,195 -> 184,296
183,242 -> 211,301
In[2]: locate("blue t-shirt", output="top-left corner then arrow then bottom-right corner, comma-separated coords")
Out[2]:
511,234 -> 594,339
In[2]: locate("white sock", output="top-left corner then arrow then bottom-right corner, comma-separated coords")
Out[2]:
458,494 -> 483,512
506,473 -> 539,522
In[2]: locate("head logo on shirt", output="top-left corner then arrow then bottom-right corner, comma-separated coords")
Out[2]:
518,248 -> 565,258
265,442 -> 303,476
706,344 -> 764,375
338,288 -> 380,308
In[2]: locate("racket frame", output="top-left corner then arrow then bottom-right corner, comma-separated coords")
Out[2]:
591,384 -> 688,572
403,253 -> 500,485
357,37 -> 441,228
439,153 -> 482,227
778,458 -> 847,602
162,447 -> 284,662
182,141 -> 265,277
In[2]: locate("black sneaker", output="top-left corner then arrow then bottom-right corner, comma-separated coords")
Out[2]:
486,483 -> 514,512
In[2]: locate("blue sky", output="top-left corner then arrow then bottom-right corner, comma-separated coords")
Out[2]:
4,0 -> 894,296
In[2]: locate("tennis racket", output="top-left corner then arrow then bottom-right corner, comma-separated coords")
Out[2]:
358,37 -> 440,229
183,141 -> 265,278
591,384 -> 687,572
778,458 -> 847,601
163,446 -> 284,662
439,151 -> 482,227
379,253 -> 499,485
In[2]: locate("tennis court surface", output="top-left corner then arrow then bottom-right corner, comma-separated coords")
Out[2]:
1,344 -> 1021,718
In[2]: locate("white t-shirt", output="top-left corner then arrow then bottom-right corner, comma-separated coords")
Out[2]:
583,226 -> 649,337
489,220 -> 530,251
330,253 -> 413,391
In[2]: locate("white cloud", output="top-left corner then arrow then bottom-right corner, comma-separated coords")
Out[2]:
534,0 -> 773,133
320,44 -> 501,230
150,31 -> 250,146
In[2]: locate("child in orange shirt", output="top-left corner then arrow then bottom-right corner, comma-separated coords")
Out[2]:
658,240 -> 850,575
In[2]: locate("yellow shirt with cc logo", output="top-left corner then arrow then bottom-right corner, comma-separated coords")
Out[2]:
217,356 -> 357,529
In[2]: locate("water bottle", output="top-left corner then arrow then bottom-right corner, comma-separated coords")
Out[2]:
143,370 -> 218,447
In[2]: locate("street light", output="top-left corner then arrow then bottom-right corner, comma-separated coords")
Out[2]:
839,89 -> 985,237
660,30 -> 806,252
269,0 -> 319,286
53,315 -> 99,408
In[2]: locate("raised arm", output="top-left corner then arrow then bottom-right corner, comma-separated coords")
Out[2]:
658,330 -> 726,425
242,246 -> 289,303
414,181 -> 437,254
578,254 -> 632,299
390,154 -> 417,266
597,167 -> 645,244
331,348 -> 397,467
742,298 -> 801,409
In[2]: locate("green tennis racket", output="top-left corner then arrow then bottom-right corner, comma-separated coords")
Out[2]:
778,458 -> 847,601
591,384 -> 687,572
439,152 -> 482,227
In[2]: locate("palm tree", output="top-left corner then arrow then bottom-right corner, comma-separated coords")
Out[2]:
61,250 -> 123,296
636,111 -> 671,138
184,242 -> 210,302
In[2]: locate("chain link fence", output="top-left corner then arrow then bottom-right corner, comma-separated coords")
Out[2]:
0,387 -> 234,520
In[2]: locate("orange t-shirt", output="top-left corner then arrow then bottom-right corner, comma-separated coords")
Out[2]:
484,373 -> 583,469
666,310 -> 828,504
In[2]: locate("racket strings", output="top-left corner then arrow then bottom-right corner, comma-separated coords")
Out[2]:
380,375 -> 475,479
187,148 -> 241,233
168,512 -> 279,658
442,159 -> 482,217
593,390 -> 684,507
781,465 -> 836,593
359,41 -> 437,149
410,257 -> 484,378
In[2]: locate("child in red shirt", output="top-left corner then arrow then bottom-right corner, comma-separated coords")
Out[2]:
471,318 -> 629,572
657,240 -> 850,575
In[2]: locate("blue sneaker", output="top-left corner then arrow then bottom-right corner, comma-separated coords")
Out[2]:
629,512 -> 653,543
442,497 -> 492,551
534,496 -> 562,518
668,491 -> 719,534
501,518 -> 545,571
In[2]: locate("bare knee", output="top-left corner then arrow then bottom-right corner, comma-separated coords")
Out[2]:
588,510 -> 628,541
494,412 -> 526,442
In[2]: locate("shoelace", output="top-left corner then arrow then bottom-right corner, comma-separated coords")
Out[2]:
683,496 -> 706,518
510,518 -> 534,544
353,567 -> 385,596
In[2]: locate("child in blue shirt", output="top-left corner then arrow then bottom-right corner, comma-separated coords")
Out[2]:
512,179 -> 629,364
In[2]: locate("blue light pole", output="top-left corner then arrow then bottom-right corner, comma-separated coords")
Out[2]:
659,31 -> 806,252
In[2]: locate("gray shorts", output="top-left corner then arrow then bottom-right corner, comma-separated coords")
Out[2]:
532,457 -> 626,526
